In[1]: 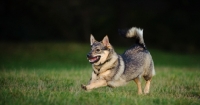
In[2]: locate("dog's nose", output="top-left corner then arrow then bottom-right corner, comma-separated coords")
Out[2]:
87,53 -> 91,58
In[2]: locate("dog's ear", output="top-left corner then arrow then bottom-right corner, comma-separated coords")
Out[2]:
102,35 -> 112,49
90,34 -> 96,45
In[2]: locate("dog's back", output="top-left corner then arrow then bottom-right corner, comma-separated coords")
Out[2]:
119,27 -> 155,82
121,44 -> 155,81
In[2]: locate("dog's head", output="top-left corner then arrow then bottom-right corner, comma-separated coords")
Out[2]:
87,35 -> 113,65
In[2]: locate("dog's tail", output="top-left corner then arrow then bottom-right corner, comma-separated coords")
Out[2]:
118,27 -> 145,48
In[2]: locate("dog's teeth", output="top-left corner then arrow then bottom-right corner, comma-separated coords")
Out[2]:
88,56 -> 100,63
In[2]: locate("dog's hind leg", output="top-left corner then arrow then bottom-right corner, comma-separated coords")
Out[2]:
143,61 -> 155,94
143,77 -> 152,94
144,79 -> 151,94
134,77 -> 143,95
143,68 -> 154,94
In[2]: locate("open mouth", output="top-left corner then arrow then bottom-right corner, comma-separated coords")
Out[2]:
87,56 -> 101,63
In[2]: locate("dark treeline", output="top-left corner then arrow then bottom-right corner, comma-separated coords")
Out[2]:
0,0 -> 199,53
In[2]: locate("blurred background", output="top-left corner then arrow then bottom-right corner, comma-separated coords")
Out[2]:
1,0 -> 200,70
1,0 -> 200,53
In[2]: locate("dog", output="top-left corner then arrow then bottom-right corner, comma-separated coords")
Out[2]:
81,27 -> 155,94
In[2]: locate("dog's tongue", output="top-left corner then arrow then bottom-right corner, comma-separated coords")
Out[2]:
88,56 -> 98,63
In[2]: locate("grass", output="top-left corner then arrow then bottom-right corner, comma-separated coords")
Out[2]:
0,42 -> 200,105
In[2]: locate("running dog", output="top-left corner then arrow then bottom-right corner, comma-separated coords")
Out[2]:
81,27 -> 155,94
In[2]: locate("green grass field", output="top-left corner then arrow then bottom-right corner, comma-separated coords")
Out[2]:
0,42 -> 200,105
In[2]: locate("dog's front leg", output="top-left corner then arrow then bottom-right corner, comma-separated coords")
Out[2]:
82,71 -> 107,90
88,71 -> 98,84
107,78 -> 127,88
82,79 -> 107,90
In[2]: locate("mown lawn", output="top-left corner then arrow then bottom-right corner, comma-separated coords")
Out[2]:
0,42 -> 200,105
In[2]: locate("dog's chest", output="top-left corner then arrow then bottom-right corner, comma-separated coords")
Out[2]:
92,56 -> 118,81
98,70 -> 112,80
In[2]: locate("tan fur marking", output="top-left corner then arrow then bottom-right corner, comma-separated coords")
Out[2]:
144,79 -> 151,94
134,77 -> 143,95
107,78 -> 126,88
99,51 -> 109,65
99,53 -> 118,74
93,52 -> 118,74
85,79 -> 107,90
113,56 -> 125,81
89,71 -> 98,84
99,70 -> 111,79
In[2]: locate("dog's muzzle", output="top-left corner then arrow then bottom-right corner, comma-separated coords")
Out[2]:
87,54 -> 101,63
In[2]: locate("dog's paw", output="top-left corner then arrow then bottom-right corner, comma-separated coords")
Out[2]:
107,81 -> 115,88
81,84 -> 87,90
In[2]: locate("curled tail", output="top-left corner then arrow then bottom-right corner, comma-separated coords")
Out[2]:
118,27 -> 146,48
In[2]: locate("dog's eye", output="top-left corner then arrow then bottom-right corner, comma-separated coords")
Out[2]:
96,49 -> 101,52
